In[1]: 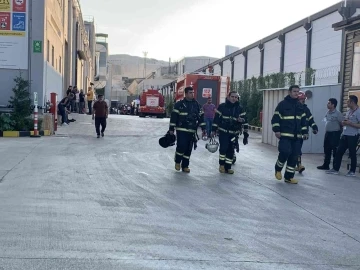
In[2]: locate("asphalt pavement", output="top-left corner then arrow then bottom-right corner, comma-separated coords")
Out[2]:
0,114 -> 359,270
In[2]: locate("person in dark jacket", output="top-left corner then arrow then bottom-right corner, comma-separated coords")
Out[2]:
271,85 -> 308,184
58,93 -> 74,126
231,93 -> 249,164
296,91 -> 318,173
212,91 -> 249,174
169,86 -> 206,173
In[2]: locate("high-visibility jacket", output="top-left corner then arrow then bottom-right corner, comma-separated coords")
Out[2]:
303,104 -> 318,132
169,98 -> 205,133
212,100 -> 248,135
271,95 -> 307,139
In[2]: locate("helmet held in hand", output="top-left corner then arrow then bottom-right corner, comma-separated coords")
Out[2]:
205,137 -> 219,153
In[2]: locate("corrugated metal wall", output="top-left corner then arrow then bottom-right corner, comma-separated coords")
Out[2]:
247,47 -> 261,78
213,64 -> 221,75
233,54 -> 244,80
262,88 -> 288,148
284,27 -> 307,75
311,11 -> 343,85
262,84 -> 341,153
263,38 -> 281,75
222,59 -> 231,77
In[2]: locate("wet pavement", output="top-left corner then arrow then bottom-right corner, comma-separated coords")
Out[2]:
0,114 -> 359,270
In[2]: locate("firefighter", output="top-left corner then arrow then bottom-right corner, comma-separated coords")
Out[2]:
169,86 -> 206,173
212,91 -> 249,174
296,91 -> 318,173
232,93 -> 249,164
271,85 -> 308,184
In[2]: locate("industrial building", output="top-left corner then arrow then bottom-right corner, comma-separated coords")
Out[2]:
0,0 -> 96,108
175,56 -> 218,75
161,1 -> 360,105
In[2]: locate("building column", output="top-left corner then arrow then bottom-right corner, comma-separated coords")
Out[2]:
242,51 -> 248,80
219,62 -> 223,76
230,57 -> 235,82
258,43 -> 264,77
30,0 -> 46,105
278,34 -> 285,73
304,22 -> 312,70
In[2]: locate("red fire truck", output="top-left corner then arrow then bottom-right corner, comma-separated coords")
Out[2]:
175,72 -> 231,107
138,88 -> 166,118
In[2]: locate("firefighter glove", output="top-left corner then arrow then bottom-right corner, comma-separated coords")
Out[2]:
243,132 -> 249,145
235,139 -> 240,153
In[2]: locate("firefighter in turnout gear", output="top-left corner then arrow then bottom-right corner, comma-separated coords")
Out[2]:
296,91 -> 318,173
271,85 -> 308,184
212,91 -> 249,174
169,86 -> 206,173
232,93 -> 249,164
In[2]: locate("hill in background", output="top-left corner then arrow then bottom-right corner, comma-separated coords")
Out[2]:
108,54 -> 171,78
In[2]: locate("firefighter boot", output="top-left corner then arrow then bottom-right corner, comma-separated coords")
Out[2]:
297,156 -> 305,173
285,178 -> 298,184
275,171 -> 282,180
226,169 -> 234,174
182,167 -> 190,173
175,163 -> 181,171
219,165 -> 226,173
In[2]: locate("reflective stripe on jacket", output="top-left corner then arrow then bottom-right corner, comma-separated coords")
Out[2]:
271,95 -> 307,139
169,99 -> 205,133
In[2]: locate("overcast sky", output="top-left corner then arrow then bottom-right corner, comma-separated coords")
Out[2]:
80,0 -> 342,61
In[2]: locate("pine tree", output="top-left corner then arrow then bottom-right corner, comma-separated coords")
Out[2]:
8,75 -> 31,131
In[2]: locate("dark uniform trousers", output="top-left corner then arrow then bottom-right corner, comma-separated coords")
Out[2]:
275,137 -> 301,179
323,130 -> 341,168
334,134 -> 359,172
174,131 -> 194,168
219,132 -> 236,170
95,117 -> 106,135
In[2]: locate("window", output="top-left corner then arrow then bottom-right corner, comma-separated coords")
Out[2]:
351,42 -> 360,87
51,46 -> 54,67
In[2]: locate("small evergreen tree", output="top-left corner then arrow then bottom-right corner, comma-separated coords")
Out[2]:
8,75 -> 32,131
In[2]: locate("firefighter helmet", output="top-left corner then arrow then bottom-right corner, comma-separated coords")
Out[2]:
159,132 -> 176,148
298,91 -> 306,100
205,137 -> 219,153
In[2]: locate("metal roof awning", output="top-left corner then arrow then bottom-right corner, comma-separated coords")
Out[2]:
332,14 -> 360,31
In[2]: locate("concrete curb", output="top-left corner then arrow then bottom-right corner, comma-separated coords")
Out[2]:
0,130 -> 51,137
249,125 -> 262,132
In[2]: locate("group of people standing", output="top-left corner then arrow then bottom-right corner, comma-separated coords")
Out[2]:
57,86 -> 109,139
272,85 -> 360,184
167,85 -> 360,182
58,86 -> 96,126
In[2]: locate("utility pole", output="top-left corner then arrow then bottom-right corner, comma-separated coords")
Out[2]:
143,51 -> 148,78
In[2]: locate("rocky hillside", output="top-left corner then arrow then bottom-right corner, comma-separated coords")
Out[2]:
108,54 -> 170,79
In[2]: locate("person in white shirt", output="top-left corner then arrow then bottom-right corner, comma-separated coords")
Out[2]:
326,95 -> 360,176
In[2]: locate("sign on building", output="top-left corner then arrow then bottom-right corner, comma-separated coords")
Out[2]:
0,0 -> 28,69
33,40 -> 42,53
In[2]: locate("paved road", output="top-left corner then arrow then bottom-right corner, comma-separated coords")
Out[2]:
0,114 -> 359,270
